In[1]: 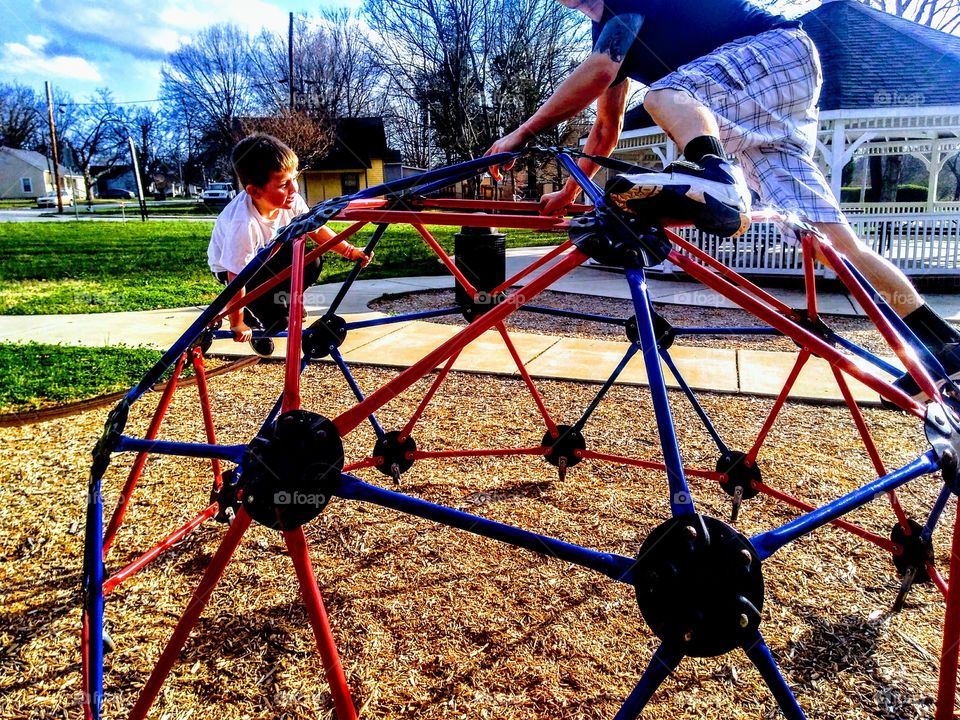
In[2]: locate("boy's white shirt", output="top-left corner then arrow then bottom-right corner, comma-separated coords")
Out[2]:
207,190 -> 310,275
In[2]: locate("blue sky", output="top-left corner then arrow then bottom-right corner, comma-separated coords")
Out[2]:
0,0 -> 359,105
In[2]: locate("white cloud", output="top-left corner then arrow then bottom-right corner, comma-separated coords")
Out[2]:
0,41 -> 102,81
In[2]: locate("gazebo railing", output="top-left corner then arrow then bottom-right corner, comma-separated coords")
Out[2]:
673,212 -> 960,277
841,201 -> 960,215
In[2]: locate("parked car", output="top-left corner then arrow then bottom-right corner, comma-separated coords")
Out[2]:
200,182 -> 236,205
36,192 -> 73,208
99,188 -> 136,200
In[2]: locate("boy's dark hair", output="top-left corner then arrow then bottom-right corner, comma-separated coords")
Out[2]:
231,133 -> 298,189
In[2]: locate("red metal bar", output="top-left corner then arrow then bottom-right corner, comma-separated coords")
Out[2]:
218,222 -> 366,322
284,527 -> 357,720
411,446 -> 547,460
412,223 -> 477,297
102,353 -> 188,556
128,510 -> 252,720
801,233 -> 820,321
495,322 -> 558,435
416,198 -> 591,214
337,207 -> 571,231
281,235 -> 307,414
400,351 -> 461,441
344,458 -> 380,473
747,350 -> 811,466
755,482 -> 899,552
930,563 -> 948,598
813,237 -> 942,405
830,366 -> 913,531
936,504 -> 960,720
103,504 -> 219,595
670,250 -> 926,418
577,449 -> 726,482
665,237 -> 795,317
81,614 -> 91,720
333,249 -> 590,436
191,348 -> 223,490
491,239 -> 576,297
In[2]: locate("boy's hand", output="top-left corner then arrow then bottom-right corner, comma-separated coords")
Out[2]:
346,245 -> 373,268
230,322 -> 253,343
539,187 -> 578,216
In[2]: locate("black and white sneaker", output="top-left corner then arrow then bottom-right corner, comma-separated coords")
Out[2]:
249,336 -> 275,358
890,342 -> 960,402
605,155 -> 752,238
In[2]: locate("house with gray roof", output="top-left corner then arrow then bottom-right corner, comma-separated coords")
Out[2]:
0,146 -> 84,201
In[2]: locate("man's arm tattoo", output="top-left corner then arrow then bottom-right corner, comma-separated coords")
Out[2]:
593,13 -> 644,63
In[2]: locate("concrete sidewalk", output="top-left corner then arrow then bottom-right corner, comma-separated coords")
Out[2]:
2,246 -> 956,404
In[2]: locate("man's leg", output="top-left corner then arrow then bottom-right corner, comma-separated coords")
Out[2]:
643,88 -> 719,151
811,221 -> 922,316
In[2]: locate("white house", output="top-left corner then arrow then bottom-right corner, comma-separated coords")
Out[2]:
0,146 -> 84,200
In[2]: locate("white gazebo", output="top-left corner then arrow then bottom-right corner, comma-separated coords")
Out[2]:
604,0 -> 960,277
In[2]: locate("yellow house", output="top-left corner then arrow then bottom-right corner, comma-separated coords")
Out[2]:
301,118 -> 403,203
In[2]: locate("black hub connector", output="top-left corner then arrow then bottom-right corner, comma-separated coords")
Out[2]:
541,425 -> 586,470
633,515 -> 764,658
302,314 -> 347,359
626,312 -> 675,349
791,310 -> 834,357
568,209 -> 671,269
240,410 -> 344,531
926,402 -> 960,492
210,469 -> 242,524
192,320 -> 221,356
891,518 -> 934,584
716,451 -> 761,500
374,431 -> 417,481
91,399 -> 130,481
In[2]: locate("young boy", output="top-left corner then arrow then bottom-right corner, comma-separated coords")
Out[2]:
208,133 -> 370,356
486,0 -> 960,398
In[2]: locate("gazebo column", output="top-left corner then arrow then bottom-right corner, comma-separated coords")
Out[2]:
928,137 -> 942,212
829,119 -> 847,199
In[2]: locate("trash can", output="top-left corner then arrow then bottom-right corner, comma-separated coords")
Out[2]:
454,226 -> 506,320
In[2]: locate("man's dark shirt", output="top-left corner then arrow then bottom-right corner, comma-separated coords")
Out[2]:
591,0 -> 799,86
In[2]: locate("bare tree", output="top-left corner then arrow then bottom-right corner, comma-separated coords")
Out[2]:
239,111 -> 335,170
58,89 -> 127,202
860,0 -> 960,31
0,83 -> 44,149
160,23 -> 257,176
249,11 -> 387,119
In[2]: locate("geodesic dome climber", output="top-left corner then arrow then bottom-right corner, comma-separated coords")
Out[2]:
82,148 -> 960,719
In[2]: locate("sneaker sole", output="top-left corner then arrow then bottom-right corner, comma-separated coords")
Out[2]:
884,369 -> 960,407
607,182 -> 751,238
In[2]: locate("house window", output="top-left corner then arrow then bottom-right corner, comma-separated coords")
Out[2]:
340,173 -> 360,195
21,178 -> 32,194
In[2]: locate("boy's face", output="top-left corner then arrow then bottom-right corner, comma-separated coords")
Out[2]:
249,167 -> 299,214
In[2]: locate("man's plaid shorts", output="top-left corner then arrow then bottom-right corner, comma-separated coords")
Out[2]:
649,27 -> 845,227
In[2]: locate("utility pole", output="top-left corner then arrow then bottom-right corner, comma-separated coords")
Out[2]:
288,12 -> 295,112
45,81 -> 63,214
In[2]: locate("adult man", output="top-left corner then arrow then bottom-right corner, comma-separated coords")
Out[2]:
485,0 -> 960,398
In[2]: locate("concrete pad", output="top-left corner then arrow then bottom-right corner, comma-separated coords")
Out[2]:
0,308 -> 202,350
341,321 -> 460,368
451,331 -> 558,375
738,349 -> 881,404
524,338 -> 738,392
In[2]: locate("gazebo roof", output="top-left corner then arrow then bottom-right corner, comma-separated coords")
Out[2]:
622,0 -> 960,131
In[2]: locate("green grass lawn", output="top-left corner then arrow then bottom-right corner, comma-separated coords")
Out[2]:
0,219 -> 564,315
0,342 -> 164,412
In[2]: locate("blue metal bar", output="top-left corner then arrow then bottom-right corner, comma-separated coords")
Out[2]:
328,346 -> 385,438
743,631 -> 808,720
114,436 -> 247,464
572,344 -> 641,434
557,152 -> 604,207
324,223 -> 389,318
673,326 -> 779,336
660,350 -> 729,455
336,475 -> 637,582
626,268 -> 695,516
613,643 -> 685,720
922,484 -> 954,544
833,333 -> 904,379
125,243 -> 280,405
518,304 -> 628,326
82,471 -> 105,719
345,307 -> 462,330
752,452 -> 940,560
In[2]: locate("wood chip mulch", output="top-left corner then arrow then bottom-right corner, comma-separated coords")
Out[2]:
0,292 -> 952,720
